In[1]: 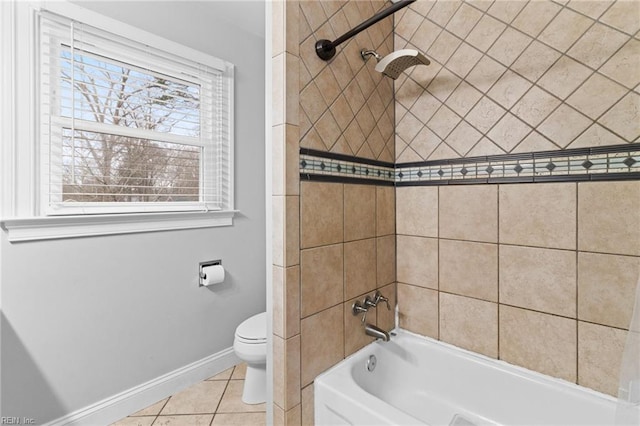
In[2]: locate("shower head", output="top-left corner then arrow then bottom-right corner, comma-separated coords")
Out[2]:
361,48 -> 430,80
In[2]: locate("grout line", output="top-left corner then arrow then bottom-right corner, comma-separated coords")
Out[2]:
436,185 -> 441,340
212,370 -> 232,415
497,183 -> 501,359
575,181 -> 580,384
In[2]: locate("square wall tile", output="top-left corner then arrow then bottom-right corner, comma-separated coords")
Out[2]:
344,238 -> 377,300
272,125 -> 285,196
466,14 -> 506,53
465,96 -> 507,134
567,22 -> 629,70
566,0 -> 613,20
487,27 -> 532,68
499,183 -> 577,250
397,284 -> 439,338
301,244 -> 343,318
500,305 -> 577,383
446,3 -> 483,40
538,7 -> 593,52
446,81 -> 483,117
599,39 -> 640,90
428,0 -> 462,28
537,104 -> 592,148
578,181 -> 640,256
511,1 -> 562,38
445,121 -> 483,156
301,304 -> 345,387
600,0 -> 640,35
440,293 -> 498,358
301,384 -> 314,426
465,56 -> 506,93
500,245 -> 577,318
284,0 -> 299,56
566,73 -> 627,121
273,265 -> 300,339
512,85 -> 561,128
598,92 -> 640,141
273,335 -> 301,410
410,14 -> 439,52
285,53 -> 300,126
440,239 -> 498,302
578,321 -> 627,396
578,252 -> 640,329
344,184 -> 376,241
487,71 -> 532,110
439,185 -> 497,243
301,182 -> 344,249
377,235 -> 396,286
273,196 -> 300,267
396,186 -> 438,237
287,406 -> 302,426
486,112 -> 532,152
397,235 -> 438,289
511,40 -> 561,83
272,266 -> 285,338
486,0 -> 526,24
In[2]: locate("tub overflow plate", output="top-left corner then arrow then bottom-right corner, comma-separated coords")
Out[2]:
366,354 -> 377,372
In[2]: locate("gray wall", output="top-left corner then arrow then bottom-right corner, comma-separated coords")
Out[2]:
0,1 -> 266,423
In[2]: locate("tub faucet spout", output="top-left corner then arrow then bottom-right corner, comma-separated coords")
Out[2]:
365,323 -> 390,342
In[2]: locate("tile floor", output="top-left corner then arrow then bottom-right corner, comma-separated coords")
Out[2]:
111,363 -> 266,426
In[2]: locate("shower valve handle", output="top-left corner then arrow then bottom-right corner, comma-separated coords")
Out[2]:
374,291 -> 391,310
352,300 -> 369,324
364,295 -> 377,309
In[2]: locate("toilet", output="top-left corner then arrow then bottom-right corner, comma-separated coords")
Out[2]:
233,312 -> 267,404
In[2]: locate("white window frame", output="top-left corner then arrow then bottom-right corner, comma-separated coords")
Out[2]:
0,1 -> 237,242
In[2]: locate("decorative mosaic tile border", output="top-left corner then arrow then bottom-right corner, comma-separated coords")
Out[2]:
300,148 -> 395,186
299,144 -> 640,186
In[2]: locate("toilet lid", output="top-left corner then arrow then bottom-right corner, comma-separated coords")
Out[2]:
236,312 -> 267,342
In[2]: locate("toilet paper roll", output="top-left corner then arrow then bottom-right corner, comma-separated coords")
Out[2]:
201,264 -> 225,287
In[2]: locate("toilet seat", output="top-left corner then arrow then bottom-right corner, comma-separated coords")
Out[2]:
235,312 -> 267,344
236,335 -> 267,344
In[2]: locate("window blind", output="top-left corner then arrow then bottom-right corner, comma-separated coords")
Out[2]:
39,10 -> 233,215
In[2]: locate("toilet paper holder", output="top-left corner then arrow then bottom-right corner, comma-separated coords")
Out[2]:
199,259 -> 222,287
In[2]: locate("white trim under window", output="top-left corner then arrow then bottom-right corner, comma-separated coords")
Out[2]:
1,2 -> 237,241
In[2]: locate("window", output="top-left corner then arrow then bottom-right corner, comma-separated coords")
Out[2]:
39,10 -> 234,215
0,4 -> 237,241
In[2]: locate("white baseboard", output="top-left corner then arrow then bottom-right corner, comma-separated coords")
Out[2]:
45,347 -> 240,426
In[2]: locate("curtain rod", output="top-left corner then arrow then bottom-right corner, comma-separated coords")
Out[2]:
315,0 -> 416,61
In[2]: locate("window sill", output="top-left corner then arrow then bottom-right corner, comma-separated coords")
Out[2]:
1,210 -> 237,242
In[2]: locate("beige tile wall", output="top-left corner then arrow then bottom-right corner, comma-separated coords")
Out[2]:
273,1 -> 640,425
272,1 -> 301,424
394,0 -> 640,162
300,182 -> 397,423
396,180 -> 640,397
273,1 -> 397,424
393,0 -> 640,400
299,0 -> 396,162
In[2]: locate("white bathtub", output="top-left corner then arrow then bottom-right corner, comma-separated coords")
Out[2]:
315,329 -> 620,426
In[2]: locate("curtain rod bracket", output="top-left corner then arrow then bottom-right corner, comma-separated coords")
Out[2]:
315,39 -> 337,61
